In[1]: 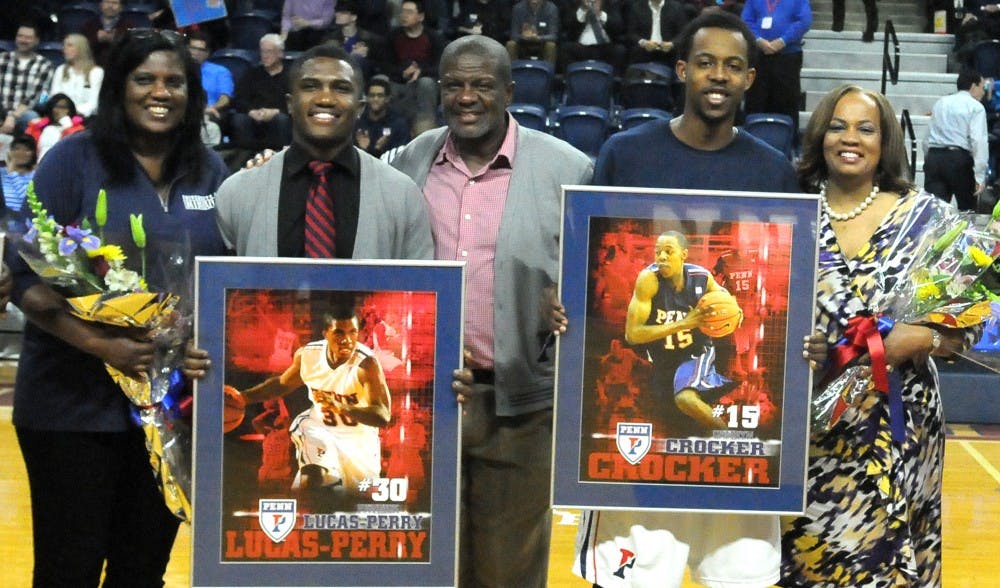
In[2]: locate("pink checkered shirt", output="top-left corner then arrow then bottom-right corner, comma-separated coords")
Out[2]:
423,120 -> 520,370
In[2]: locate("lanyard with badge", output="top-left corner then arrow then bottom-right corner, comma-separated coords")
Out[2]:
762,0 -> 777,29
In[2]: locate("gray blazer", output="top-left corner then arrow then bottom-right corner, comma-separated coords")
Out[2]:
215,146 -> 433,260
393,125 -> 593,415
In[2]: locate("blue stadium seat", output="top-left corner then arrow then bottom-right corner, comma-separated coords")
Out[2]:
743,113 -> 796,160
972,39 -> 1000,80
283,50 -> 303,70
618,107 -> 672,131
511,59 -> 555,108
624,61 -> 674,81
37,42 -> 66,67
229,12 -> 277,51
508,103 -> 548,132
121,5 -> 153,28
620,78 -> 674,112
57,4 -> 100,38
209,48 -> 258,83
563,60 -> 615,108
553,106 -> 612,157
0,40 -> 15,53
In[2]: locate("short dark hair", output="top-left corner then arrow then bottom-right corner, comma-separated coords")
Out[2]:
17,22 -> 40,37
336,0 -> 359,15
90,29 -> 207,185
10,134 -> 39,167
402,0 -> 425,13
674,10 -> 757,68
440,35 -> 512,86
41,93 -> 78,120
186,29 -> 213,52
658,230 -> 689,249
366,76 -> 391,95
958,67 -> 982,91
288,43 -> 365,100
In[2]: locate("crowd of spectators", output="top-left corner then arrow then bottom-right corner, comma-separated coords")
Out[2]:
0,0 -> 738,169
3,0 -> 1000,204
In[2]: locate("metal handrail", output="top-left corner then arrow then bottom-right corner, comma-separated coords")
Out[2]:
881,19 -> 901,95
900,108 -> 917,181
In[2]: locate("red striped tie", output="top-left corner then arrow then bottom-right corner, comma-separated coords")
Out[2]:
305,161 -> 336,258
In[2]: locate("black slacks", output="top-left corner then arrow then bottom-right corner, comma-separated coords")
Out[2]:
924,147 -> 977,211
16,427 -> 180,588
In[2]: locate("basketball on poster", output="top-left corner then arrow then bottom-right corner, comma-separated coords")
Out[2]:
220,288 -> 436,563
579,216 -> 793,489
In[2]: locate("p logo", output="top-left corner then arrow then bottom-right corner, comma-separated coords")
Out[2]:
259,499 -> 297,543
616,422 -> 652,465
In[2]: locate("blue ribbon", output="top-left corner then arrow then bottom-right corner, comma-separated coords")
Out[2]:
129,369 -> 189,426
160,369 -> 188,420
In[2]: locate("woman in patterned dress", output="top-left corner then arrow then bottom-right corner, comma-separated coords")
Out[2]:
781,85 -> 979,586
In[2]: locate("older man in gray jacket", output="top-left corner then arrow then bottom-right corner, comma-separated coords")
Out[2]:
392,35 -> 593,588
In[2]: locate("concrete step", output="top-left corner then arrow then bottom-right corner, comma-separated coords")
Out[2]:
810,0 -> 928,10
803,30 -> 954,55
801,68 -> 955,96
803,48 -> 947,71
804,89 -> 940,114
811,18 -> 926,34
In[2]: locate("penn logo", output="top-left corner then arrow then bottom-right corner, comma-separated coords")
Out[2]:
616,423 -> 652,465
259,499 -> 297,543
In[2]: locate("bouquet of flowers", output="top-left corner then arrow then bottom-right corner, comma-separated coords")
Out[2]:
17,182 -> 193,521
811,202 -> 1000,437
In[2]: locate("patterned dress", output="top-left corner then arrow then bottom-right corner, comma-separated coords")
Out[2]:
781,191 -> 977,587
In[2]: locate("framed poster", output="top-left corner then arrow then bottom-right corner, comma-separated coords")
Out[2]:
192,258 -> 464,587
553,187 -> 820,514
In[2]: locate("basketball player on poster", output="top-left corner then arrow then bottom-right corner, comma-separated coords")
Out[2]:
228,308 -> 391,505
712,225 -> 764,378
625,230 -> 743,437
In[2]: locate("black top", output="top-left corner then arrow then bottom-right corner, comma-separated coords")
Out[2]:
231,64 -> 290,114
278,143 -> 361,258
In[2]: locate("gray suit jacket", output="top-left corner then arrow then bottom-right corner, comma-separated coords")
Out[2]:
215,146 -> 433,260
393,124 -> 593,415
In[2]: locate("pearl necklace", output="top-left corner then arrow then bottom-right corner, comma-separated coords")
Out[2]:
820,182 -> 879,221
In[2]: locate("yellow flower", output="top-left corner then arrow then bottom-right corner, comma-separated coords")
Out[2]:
88,244 -> 125,261
967,246 -> 994,268
916,282 -> 941,301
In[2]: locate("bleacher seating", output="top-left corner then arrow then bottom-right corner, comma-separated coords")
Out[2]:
619,108 -> 672,132
563,60 -> 614,109
0,40 -> 15,53
57,3 -> 100,39
972,40 -> 1000,80
509,104 -> 548,132
209,48 -> 258,83
121,5 -> 153,29
228,12 -> 277,51
743,113 -> 796,160
620,78 -> 674,112
553,106 -> 612,158
37,41 -> 66,67
283,50 -> 303,69
511,59 -> 555,108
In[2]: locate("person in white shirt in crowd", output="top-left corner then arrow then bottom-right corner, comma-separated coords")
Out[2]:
923,68 -> 990,211
26,93 -> 86,161
49,34 -> 104,119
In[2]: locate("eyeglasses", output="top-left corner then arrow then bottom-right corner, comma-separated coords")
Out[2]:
125,28 -> 186,47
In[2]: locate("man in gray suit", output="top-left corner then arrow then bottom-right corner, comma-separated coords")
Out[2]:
215,43 -> 432,260
392,35 -> 593,588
